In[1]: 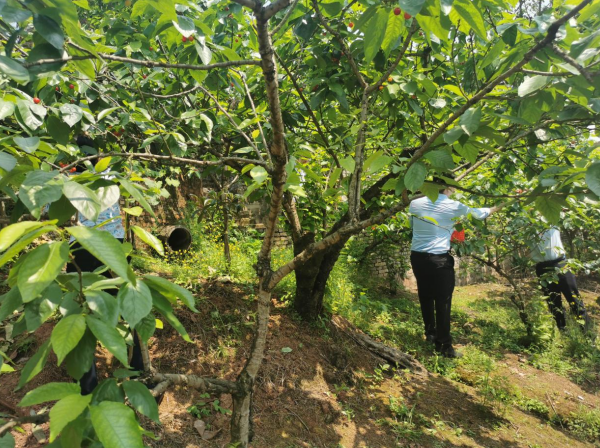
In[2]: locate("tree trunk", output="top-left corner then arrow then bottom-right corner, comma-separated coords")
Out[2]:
222,195 -> 231,269
293,233 -> 350,320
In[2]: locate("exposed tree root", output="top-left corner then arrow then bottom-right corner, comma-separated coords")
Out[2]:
150,373 -> 237,395
331,315 -> 428,377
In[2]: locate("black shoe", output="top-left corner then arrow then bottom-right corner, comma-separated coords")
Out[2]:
425,334 -> 436,344
436,345 -> 463,359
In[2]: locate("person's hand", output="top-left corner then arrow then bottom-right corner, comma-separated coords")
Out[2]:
489,201 -> 510,215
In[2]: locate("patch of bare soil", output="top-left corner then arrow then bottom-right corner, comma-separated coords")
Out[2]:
2,281 -> 599,448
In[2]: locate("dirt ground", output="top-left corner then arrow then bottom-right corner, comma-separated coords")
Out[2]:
2,281 -> 600,448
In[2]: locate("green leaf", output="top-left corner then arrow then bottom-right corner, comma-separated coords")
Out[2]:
118,178 -> 155,218
123,206 -> 143,216
18,241 -> 69,302
364,152 -> 393,174
0,221 -> 46,252
33,14 -> 65,50
405,162 -> 427,192
143,275 -> 197,312
118,281 -> 152,328
421,182 -> 440,203
95,185 -> 120,211
95,157 -> 111,172
19,382 -> 81,407
459,108 -> 481,136
19,171 -> 62,217
382,11 -> 405,56
0,100 -> 15,120
59,104 -> 83,127
130,226 -> 164,257
0,226 -> 57,268
13,136 -> 40,153
16,100 -> 43,130
63,181 -> 101,221
0,288 -> 22,322
450,0 -> 487,40
0,55 -> 29,84
151,292 -> 191,342
194,38 -> 212,65
0,152 -> 16,172
399,0 -> 426,17
49,394 -> 92,442
92,378 -> 125,404
518,76 -> 548,97
173,15 -> 195,37
86,315 -> 130,367
364,8 -> 389,65
0,434 -> 15,448
122,381 -> 159,422
51,314 -> 86,365
86,291 -> 119,326
97,107 -> 119,121
585,163 -> 600,196
424,149 -> 455,170
65,329 -> 96,380
340,156 -> 355,173
17,339 -> 51,389
535,196 -> 562,224
25,283 -> 63,331
444,128 -> 464,145
90,402 -> 144,448
454,143 -> 479,164
136,313 -> 156,342
249,166 -> 268,183
67,226 -> 136,283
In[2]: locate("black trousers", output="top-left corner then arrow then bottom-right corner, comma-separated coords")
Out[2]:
66,241 -> 144,395
535,257 -> 588,330
410,251 -> 455,347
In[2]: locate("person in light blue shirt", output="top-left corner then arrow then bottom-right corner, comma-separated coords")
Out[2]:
409,186 -> 501,358
532,226 -> 589,330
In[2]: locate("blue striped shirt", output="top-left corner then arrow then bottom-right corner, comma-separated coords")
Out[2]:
409,195 -> 490,254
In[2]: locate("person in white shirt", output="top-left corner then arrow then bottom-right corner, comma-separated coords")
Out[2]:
532,227 -> 588,330
409,185 -> 502,358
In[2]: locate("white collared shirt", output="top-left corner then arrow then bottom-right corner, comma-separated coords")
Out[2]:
531,227 -> 565,262
409,194 -> 490,254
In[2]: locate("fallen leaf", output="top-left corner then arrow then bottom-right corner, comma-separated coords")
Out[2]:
202,428 -> 222,440
194,419 -> 206,436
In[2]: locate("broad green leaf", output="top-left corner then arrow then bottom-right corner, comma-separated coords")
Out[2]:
249,166 -> 268,183
65,329 -> 96,380
194,38 -> 212,65
122,381 -> 159,422
18,242 -> 69,302
123,206 -> 143,216
421,182 -> 440,203
518,76 -> 548,97
86,315 -> 130,367
0,100 -> 15,119
13,136 -> 40,153
0,434 -> 15,448
96,185 -> 121,210
95,157 -> 112,172
405,162 -> 427,192
51,314 -> 86,365
459,108 -> 481,136
450,0 -> 487,40
0,226 -> 57,268
90,402 -> 144,448
0,221 -> 46,252
67,226 -> 136,284
92,378 -> 125,404
364,152 -> 393,173
118,281 -> 152,328
24,283 -> 63,331
0,55 -> 29,84
19,171 -> 62,217
63,181 -> 101,221
382,11 -> 405,56
535,196 -> 562,224
0,288 -> 22,321
585,163 -> 600,196
424,149 -> 455,170
173,15 -> 195,37
19,382 -> 81,407
16,100 -> 43,130
399,0 -> 426,17
340,156 -> 355,173
144,275 -> 197,312
49,394 -> 92,442
118,178 -> 155,218
33,14 -> 65,50
136,313 -> 156,342
85,291 -> 119,326
443,127 -> 464,144
97,107 -> 119,121
454,143 -> 479,164
152,292 -> 191,342
364,9 -> 389,65
0,152 -> 17,171
59,104 -> 83,127
17,339 -> 51,389
130,226 -> 164,256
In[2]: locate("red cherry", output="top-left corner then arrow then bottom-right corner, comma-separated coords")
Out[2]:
299,87 -> 303,92
70,167 -> 77,173
142,74 -> 147,79
189,35 -> 194,42
59,162 -> 67,168
235,38 -> 239,42
149,46 -> 154,51
394,7 -> 401,15
404,12 -> 411,19
55,86 -> 60,92
182,36 -> 187,42
70,99 -> 75,103
348,22 -> 354,28
230,82 -> 234,87
33,97 -> 41,104
228,14 -> 233,18
69,84 -> 74,89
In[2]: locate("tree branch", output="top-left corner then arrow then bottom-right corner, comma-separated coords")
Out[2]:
0,413 -> 49,437
150,373 -> 237,394
551,43 -> 595,84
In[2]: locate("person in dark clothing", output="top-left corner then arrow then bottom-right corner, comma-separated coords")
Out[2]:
532,227 -> 589,331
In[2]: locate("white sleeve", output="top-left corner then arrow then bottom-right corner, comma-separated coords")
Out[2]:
455,201 -> 490,220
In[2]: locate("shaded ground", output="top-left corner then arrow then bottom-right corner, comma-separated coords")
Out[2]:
2,281 -> 600,447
